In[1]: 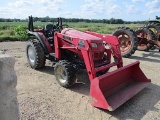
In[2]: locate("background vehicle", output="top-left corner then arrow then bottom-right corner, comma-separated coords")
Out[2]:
112,27 -> 138,57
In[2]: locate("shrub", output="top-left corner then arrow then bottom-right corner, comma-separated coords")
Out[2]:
14,25 -> 28,41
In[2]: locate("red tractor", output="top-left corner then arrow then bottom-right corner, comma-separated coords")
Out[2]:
135,27 -> 160,52
135,16 -> 160,52
26,16 -> 151,111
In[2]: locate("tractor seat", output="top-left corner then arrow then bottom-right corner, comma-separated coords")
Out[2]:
44,24 -> 56,39
45,24 -> 55,31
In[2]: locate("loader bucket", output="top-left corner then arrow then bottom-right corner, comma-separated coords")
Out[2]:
90,61 -> 151,111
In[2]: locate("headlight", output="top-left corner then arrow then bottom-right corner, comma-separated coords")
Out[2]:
104,44 -> 111,49
91,43 -> 98,48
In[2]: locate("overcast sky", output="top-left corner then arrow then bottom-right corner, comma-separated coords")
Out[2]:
0,0 -> 159,21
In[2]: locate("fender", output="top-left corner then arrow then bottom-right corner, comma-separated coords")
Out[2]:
28,31 -> 52,54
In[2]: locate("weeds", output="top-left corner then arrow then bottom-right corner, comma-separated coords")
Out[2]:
0,22 -> 142,42
14,25 -> 28,40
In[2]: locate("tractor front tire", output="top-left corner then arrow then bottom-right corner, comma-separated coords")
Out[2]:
26,40 -> 46,69
54,60 -> 76,88
112,27 -> 138,58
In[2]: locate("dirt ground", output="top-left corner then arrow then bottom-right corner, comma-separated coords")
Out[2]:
0,41 -> 160,120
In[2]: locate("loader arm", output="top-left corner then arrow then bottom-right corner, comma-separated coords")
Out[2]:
85,31 -> 123,68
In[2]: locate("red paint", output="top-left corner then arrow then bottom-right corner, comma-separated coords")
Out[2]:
39,32 -> 52,53
40,28 -> 151,111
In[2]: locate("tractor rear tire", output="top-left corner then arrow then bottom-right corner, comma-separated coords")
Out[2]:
135,27 -> 157,51
145,22 -> 160,41
54,60 -> 76,88
112,27 -> 138,58
26,40 -> 46,69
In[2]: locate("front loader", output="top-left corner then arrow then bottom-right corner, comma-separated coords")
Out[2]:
26,16 -> 151,111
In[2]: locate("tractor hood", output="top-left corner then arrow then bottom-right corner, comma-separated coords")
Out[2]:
61,28 -> 102,42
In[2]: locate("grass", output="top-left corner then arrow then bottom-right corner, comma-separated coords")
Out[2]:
0,22 -> 144,42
